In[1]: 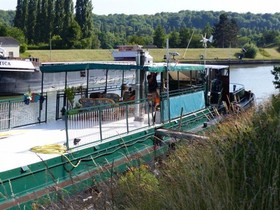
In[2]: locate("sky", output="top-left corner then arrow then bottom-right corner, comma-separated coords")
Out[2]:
0,0 -> 279,15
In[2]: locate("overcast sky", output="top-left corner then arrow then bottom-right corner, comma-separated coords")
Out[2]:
1,0 -> 279,15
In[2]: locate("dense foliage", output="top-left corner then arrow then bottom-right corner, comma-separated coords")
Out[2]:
12,0 -> 95,49
1,5 -> 280,50
112,94 -> 280,210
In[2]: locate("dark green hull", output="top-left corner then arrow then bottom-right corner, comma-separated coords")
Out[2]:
0,109 -> 210,209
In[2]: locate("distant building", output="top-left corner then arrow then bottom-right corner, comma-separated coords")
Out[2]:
0,37 -> 20,57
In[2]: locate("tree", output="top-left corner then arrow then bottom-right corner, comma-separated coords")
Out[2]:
213,13 -> 239,48
169,31 -> 181,48
262,30 -> 279,46
26,0 -> 37,44
179,27 -> 192,48
153,25 -> 166,48
75,0 -> 94,39
14,0 -> 28,36
6,27 -> 25,43
64,20 -> 82,48
14,0 -> 23,29
0,22 -> 8,36
99,32 -> 116,49
202,23 -> 214,38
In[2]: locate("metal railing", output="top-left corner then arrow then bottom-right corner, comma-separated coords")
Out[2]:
55,85 -> 122,120
0,94 -> 47,131
65,99 -> 154,149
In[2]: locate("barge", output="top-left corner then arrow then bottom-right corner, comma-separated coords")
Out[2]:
0,49 -> 254,209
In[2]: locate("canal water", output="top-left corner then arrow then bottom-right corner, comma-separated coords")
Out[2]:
230,65 -> 279,104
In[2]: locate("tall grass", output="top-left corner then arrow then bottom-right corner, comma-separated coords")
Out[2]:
113,94 -> 280,210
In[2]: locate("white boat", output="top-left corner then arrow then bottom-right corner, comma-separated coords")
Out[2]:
112,45 -> 153,64
0,47 -> 89,95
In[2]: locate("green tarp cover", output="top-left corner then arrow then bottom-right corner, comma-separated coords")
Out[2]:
40,62 -> 141,73
162,90 -> 205,121
144,63 -> 205,72
40,62 -> 205,73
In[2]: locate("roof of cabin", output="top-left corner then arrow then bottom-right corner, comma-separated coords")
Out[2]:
40,61 -> 206,73
0,37 -> 19,46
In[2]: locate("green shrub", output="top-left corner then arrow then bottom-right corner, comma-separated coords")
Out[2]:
115,164 -> 160,209
243,43 -> 258,58
20,43 -> 28,53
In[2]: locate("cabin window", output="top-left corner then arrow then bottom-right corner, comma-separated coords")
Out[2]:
8,51 -> 13,57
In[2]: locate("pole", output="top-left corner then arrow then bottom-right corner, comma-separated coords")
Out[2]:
134,50 -> 145,123
166,39 -> 170,122
49,32 -> 52,61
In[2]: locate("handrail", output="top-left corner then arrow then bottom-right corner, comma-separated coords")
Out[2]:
230,83 -> 245,94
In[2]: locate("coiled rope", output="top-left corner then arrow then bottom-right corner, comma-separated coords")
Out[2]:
30,144 -> 81,168
30,144 -> 66,154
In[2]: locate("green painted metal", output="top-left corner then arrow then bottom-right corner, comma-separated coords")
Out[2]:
0,127 -> 159,209
0,107 -> 211,209
40,62 -> 142,73
0,61 -> 213,209
40,62 -> 205,73
144,63 -> 205,72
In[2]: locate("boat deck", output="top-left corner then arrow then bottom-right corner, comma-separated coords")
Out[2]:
0,114 -> 156,172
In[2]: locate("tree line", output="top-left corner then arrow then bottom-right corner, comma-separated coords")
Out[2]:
0,3 -> 280,50
12,0 -> 96,49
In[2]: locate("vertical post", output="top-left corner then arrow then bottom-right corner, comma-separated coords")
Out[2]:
38,72 -> 44,122
86,69 -> 89,98
126,103 -> 129,133
65,113 -> 69,150
166,39 -> 171,122
134,50 -> 145,123
104,69 -> 108,93
8,101 -> 11,129
121,71 -> 125,97
63,72 -> 68,108
49,32 -> 52,61
99,107 -> 103,140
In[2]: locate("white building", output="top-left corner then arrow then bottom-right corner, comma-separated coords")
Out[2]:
0,37 -> 20,58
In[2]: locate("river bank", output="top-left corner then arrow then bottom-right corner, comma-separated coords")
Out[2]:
182,59 -> 280,65
26,48 -> 280,63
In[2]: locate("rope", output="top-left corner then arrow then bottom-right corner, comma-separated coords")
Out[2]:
30,144 -> 81,168
30,144 -> 66,154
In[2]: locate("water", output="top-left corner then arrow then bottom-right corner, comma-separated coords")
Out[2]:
230,65 -> 279,104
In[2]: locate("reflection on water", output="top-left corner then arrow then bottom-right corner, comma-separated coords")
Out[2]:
230,65 -> 279,104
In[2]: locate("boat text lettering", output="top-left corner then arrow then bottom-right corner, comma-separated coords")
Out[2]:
0,61 -> 11,66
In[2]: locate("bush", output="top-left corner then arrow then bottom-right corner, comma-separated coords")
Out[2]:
20,43 -> 28,53
243,43 -> 258,58
115,164 -> 160,209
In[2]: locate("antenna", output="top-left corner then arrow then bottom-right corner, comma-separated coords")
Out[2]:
182,29 -> 195,59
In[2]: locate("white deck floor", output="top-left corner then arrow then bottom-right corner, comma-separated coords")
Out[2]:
0,114 -> 155,172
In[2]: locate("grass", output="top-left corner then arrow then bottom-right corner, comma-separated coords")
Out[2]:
109,94 -> 280,210
26,47 -> 280,63
31,95 -> 280,209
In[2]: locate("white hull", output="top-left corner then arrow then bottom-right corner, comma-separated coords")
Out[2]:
0,58 -> 36,72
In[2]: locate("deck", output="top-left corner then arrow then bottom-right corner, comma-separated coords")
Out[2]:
0,112 -> 155,172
